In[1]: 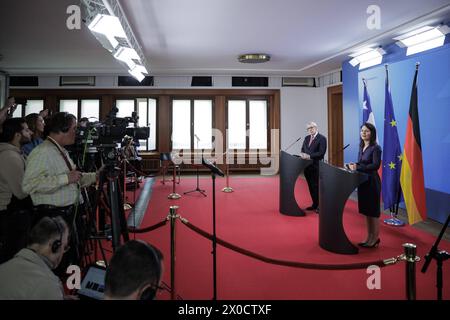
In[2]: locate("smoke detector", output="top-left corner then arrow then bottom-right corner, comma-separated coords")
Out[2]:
238,53 -> 271,63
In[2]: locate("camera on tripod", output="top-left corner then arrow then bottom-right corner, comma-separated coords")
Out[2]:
72,107 -> 150,169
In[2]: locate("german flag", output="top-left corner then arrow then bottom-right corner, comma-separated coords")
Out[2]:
400,63 -> 426,224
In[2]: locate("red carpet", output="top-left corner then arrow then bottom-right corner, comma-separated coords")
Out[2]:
130,176 -> 450,300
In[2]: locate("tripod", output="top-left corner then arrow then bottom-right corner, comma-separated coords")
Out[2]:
421,212 -> 450,300
202,158 -> 224,300
77,186 -> 108,268
93,162 -> 130,252
184,136 -> 206,197
122,158 -> 137,210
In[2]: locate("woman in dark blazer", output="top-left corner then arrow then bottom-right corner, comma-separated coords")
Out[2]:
348,122 -> 382,248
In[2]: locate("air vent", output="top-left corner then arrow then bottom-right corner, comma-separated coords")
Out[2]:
282,77 -> 315,87
118,76 -> 153,86
9,76 -> 39,86
191,76 -> 212,87
60,76 -> 95,86
232,77 -> 268,87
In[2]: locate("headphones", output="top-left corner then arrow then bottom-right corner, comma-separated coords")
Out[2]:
139,243 -> 162,301
50,217 -> 63,254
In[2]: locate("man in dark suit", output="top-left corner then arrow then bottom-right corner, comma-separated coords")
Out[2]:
300,122 -> 327,212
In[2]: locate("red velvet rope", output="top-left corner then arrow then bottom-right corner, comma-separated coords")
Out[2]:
181,219 -> 391,270
122,159 -> 156,178
128,219 -> 168,233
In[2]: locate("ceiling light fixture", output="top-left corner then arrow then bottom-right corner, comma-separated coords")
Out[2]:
87,14 -> 126,51
348,47 -> 385,70
113,46 -> 141,69
128,64 -> 148,82
238,54 -> 271,63
394,25 -> 450,56
82,0 -> 149,82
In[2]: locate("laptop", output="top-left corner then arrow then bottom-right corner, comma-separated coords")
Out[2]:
77,265 -> 106,300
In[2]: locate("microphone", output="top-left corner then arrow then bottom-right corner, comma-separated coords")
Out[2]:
332,144 -> 350,164
194,134 -> 200,141
285,136 -> 302,152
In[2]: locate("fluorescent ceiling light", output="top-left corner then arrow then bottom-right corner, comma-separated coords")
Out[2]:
83,4 -> 150,80
114,47 -> 141,69
88,14 -> 127,50
132,64 -> 148,75
128,67 -> 145,82
348,47 -> 385,69
359,56 -> 383,69
406,37 -> 445,56
395,25 -> 449,56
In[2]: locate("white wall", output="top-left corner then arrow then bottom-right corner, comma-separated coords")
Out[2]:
280,87 -> 328,157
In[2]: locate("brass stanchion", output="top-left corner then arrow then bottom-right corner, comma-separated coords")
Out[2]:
222,164 -> 233,193
168,205 -> 179,300
168,165 -> 181,199
123,159 -> 133,210
402,243 -> 420,300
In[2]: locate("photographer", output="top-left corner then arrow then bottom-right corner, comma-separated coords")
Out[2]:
22,112 -> 101,224
0,118 -> 33,263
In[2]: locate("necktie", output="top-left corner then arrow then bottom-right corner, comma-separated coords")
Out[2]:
308,135 -> 314,147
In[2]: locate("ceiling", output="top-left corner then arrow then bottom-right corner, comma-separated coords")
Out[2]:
1,0 -> 450,76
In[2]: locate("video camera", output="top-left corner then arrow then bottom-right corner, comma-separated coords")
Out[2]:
72,107 -> 149,169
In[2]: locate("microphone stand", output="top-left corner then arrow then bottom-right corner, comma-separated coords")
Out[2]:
184,136 -> 206,197
202,158 -> 224,300
285,136 -> 302,153
330,144 -> 350,166
421,212 -> 450,300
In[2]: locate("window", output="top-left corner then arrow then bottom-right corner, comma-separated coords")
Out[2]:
59,100 -> 78,117
227,99 -> 268,150
81,100 -> 100,121
25,100 -> 44,116
115,99 -> 134,118
11,99 -> 44,118
172,99 -> 213,150
11,104 -> 22,118
227,100 -> 246,149
172,100 -> 191,150
249,100 -> 268,149
194,100 -> 212,149
136,98 -> 157,151
59,99 -> 100,121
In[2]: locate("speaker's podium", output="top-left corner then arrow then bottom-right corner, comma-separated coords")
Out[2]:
318,162 -> 368,254
279,150 -> 312,216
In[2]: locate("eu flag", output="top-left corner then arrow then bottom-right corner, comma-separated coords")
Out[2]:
382,66 -> 403,210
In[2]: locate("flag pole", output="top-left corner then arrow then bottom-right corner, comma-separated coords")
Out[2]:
382,64 -> 405,226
